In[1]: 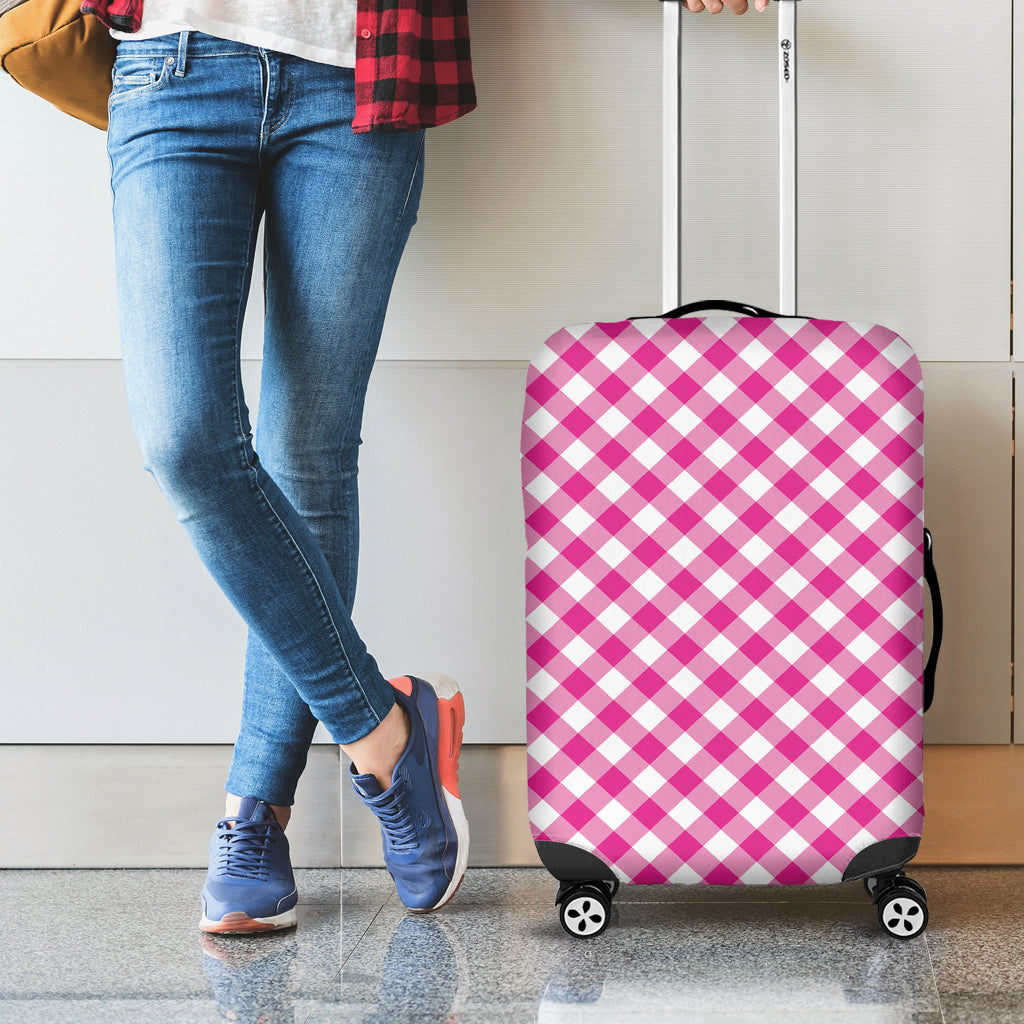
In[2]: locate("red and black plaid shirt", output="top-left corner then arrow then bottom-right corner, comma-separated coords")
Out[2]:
79,0 -> 476,133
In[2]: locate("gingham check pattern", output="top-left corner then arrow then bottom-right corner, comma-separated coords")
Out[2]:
523,316 -> 926,886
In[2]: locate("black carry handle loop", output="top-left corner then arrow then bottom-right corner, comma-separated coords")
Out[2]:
923,528 -> 942,713
629,300 -> 792,321
660,300 -> 784,319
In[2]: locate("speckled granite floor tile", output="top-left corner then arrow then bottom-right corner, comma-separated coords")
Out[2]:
0,867 -> 1020,1024
911,867 -> 1024,1023
0,868 -> 390,1024
312,870 -> 942,1023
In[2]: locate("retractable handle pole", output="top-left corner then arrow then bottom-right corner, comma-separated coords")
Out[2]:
661,0 -> 799,317
662,1 -> 682,313
777,0 -> 798,316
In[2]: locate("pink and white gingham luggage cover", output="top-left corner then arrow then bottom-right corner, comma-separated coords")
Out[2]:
523,313 -> 927,890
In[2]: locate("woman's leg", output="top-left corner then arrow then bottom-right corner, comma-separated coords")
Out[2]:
241,91 -> 466,910
108,33 -> 466,927
226,71 -> 425,807
108,35 -> 397,775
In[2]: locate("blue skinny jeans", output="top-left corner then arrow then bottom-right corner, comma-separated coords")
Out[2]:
107,31 -> 424,806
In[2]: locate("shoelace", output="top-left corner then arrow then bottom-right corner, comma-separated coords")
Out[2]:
371,783 -> 421,854
215,818 -> 274,880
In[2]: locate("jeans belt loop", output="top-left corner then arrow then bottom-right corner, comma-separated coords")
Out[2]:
175,30 -> 190,78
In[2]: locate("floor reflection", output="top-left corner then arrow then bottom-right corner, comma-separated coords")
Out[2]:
200,931 -> 299,1024
536,943 -> 931,1023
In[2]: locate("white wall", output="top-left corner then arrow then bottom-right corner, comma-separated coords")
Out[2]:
0,1 -> 1015,752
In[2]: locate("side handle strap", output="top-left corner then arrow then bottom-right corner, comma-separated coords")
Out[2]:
923,528 -> 942,713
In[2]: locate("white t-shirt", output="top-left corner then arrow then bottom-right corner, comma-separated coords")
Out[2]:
110,1 -> 358,69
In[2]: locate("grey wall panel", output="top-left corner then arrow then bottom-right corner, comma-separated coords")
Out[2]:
0,82 -> 120,359
0,75 -> 271,361
0,745 -> 341,867
356,362 -> 530,743
0,360 -> 250,742
1016,369 -> 1024,745
0,743 -> 541,868
0,77 -> 268,360
1014,0 -> 1024,744
675,3 -> 1009,363
0,358 -> 1010,744
922,363 -> 1012,743
0,360 -> 530,744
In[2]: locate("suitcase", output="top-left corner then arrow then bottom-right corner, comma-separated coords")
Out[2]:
523,1 -> 942,940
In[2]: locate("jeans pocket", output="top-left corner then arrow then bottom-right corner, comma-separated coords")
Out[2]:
109,55 -> 173,105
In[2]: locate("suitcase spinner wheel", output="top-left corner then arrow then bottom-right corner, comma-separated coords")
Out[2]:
552,871 -> 930,940
871,874 -> 929,939
557,882 -> 614,938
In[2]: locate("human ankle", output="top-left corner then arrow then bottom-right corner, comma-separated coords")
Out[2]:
343,703 -> 410,791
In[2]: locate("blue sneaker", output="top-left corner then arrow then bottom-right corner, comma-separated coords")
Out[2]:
199,796 -> 298,934
350,673 -> 470,912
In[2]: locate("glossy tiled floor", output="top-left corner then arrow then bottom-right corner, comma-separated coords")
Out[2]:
0,867 -> 1021,1023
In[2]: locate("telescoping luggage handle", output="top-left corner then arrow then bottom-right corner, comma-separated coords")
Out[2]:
660,0 -> 800,317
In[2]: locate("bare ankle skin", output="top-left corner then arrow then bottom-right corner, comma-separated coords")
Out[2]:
340,702 -> 411,790
223,702 -> 410,827
225,794 -> 292,831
